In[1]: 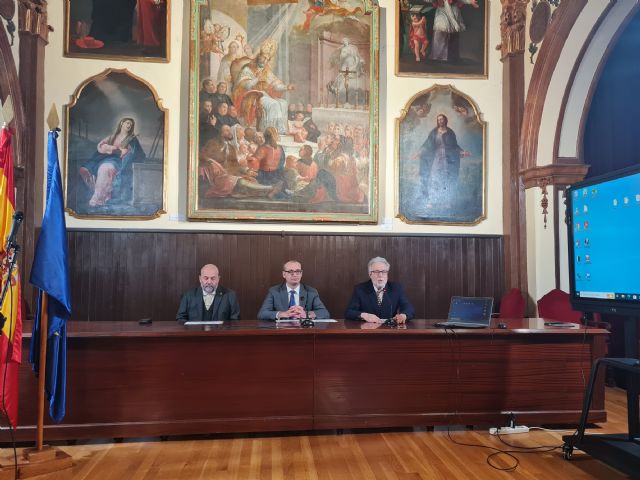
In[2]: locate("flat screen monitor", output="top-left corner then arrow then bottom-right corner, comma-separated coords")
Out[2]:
567,164 -> 640,315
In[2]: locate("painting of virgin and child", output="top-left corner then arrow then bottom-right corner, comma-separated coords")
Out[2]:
65,69 -> 167,219
188,0 -> 379,223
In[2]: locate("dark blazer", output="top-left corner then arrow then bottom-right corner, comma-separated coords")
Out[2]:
176,286 -> 240,323
257,283 -> 330,320
345,280 -> 415,320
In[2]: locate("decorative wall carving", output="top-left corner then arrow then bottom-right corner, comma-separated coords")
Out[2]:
18,0 -> 49,40
497,0 -> 527,60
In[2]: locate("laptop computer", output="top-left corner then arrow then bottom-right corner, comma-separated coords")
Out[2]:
434,296 -> 494,328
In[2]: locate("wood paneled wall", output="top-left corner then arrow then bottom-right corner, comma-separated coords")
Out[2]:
66,230 -> 504,322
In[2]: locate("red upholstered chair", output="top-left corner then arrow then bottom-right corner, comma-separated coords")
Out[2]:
537,288 -> 583,323
498,288 -> 525,319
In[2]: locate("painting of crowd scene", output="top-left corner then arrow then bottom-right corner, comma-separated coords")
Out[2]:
65,69 -> 167,219
395,0 -> 487,77
188,0 -> 379,223
396,84 -> 485,224
65,0 -> 169,61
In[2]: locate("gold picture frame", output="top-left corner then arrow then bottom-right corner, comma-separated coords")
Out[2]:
187,0 -> 380,223
396,84 -> 487,225
395,0 -> 488,78
64,68 -> 168,220
64,0 -> 170,62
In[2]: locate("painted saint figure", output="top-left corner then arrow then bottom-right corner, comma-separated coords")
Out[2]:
79,117 -> 146,207
415,114 -> 470,210
136,0 -> 167,49
430,0 -> 479,62
233,44 -> 295,133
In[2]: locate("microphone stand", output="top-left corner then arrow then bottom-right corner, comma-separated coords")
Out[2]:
381,298 -> 397,328
300,307 -> 314,328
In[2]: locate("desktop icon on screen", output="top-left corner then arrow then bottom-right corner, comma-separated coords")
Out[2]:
584,221 -> 589,229
613,199 -> 618,207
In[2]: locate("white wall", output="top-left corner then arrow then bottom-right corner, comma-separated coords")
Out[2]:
44,0 -> 504,234
524,1 -> 637,303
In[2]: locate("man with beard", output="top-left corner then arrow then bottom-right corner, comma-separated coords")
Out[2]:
176,264 -> 240,322
345,257 -> 414,324
200,125 -> 281,199
233,44 -> 295,133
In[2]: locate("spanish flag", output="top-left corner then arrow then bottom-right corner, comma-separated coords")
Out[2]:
0,126 -> 22,429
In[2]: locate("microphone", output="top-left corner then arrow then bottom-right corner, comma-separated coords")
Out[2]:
5,211 -> 23,251
300,294 -> 314,328
381,290 -> 397,327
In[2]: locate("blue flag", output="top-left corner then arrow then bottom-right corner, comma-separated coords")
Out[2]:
29,129 -> 71,423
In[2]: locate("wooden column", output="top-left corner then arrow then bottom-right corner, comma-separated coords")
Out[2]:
17,0 -> 49,314
498,0 -> 528,299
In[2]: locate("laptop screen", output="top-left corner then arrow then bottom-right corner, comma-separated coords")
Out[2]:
447,297 -> 494,324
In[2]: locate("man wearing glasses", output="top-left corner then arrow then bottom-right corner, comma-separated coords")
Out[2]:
257,260 -> 330,320
345,256 -> 415,324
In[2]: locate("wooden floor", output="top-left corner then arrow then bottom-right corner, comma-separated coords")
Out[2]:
2,387 -> 635,479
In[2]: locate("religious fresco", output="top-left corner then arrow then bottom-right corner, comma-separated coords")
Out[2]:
396,84 -> 486,225
188,0 -> 379,223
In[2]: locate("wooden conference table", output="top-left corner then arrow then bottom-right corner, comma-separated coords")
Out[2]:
15,319 -> 608,441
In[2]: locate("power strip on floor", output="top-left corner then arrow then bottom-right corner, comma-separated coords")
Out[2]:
489,426 -> 530,435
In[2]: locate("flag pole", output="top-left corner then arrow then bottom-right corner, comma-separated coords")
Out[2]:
18,108 -> 73,477
36,293 -> 48,451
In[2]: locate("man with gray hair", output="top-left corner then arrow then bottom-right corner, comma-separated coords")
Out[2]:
345,256 -> 415,324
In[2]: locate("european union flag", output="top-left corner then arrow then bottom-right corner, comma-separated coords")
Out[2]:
29,129 -> 71,423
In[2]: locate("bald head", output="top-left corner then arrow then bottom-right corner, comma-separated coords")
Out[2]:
199,264 -> 220,293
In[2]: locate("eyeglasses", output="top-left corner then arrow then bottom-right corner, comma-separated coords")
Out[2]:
283,270 -> 303,275
370,270 -> 389,275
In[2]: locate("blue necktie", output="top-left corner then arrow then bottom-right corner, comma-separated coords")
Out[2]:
288,290 -> 296,308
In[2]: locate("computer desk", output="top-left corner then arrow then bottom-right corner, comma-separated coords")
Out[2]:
15,319 -> 608,441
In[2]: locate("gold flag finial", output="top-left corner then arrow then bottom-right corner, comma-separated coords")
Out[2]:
47,103 -> 60,130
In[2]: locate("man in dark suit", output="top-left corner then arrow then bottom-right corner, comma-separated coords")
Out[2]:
345,256 -> 415,324
176,264 -> 240,323
257,260 -> 330,320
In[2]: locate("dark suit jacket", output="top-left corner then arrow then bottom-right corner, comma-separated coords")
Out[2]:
176,286 -> 240,323
345,281 -> 415,320
257,283 -> 330,320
